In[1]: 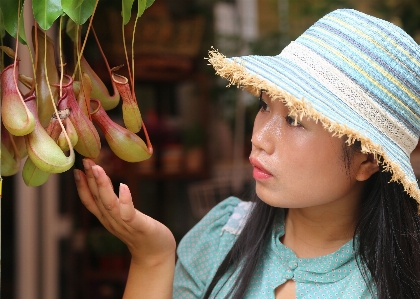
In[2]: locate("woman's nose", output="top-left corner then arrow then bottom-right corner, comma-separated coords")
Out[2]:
251,117 -> 279,155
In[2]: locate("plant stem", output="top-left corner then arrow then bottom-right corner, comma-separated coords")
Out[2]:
72,0 -> 100,79
59,16 -> 64,99
44,30 -> 73,158
26,39 -> 36,97
13,0 -> 21,94
142,121 -> 153,154
1,30 -> 4,71
122,22 -> 133,96
91,26 -> 114,89
131,15 -> 140,100
34,24 -> 40,109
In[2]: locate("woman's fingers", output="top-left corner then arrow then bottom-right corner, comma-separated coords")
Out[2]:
92,165 -> 121,215
75,163 -> 177,262
89,165 -> 146,236
79,159 -> 123,233
92,166 -> 152,236
118,183 -> 151,232
82,159 -> 100,200
119,183 -> 136,222
74,169 -> 102,219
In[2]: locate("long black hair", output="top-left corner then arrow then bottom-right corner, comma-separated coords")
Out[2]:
356,166 -> 420,297
203,148 -> 420,298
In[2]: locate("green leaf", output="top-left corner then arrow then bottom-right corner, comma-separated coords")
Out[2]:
65,17 -> 78,42
0,8 -> 5,39
17,7 -> 27,44
122,0 -> 135,25
72,0 -> 85,9
62,0 -> 96,25
122,0 -> 154,25
32,0 -> 63,30
146,0 -> 155,9
137,0 -> 146,18
0,0 -> 27,44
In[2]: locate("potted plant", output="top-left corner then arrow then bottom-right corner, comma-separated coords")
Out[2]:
0,0 -> 156,190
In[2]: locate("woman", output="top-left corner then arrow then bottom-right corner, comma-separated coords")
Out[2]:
74,9 -> 420,298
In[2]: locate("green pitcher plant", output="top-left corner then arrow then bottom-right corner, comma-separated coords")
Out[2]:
0,0 -> 156,188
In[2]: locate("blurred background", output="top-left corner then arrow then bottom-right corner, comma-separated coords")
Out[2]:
2,0 -> 420,298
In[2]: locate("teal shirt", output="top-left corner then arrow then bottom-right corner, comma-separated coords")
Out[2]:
173,197 -> 376,298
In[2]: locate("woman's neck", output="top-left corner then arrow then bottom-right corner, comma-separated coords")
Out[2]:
281,204 -> 359,258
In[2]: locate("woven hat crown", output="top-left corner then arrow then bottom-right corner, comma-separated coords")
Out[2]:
299,9 -> 420,153
208,9 -> 420,202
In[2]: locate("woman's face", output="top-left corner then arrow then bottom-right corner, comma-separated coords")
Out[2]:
250,93 -> 366,209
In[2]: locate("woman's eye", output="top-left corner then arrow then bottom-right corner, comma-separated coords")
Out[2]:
285,115 -> 302,127
259,99 -> 270,112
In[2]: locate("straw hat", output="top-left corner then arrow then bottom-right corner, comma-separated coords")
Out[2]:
208,9 -> 420,204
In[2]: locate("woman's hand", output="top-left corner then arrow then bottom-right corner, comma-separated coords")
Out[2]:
74,158 -> 176,267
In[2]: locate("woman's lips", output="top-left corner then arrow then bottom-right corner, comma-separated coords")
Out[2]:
249,158 -> 273,180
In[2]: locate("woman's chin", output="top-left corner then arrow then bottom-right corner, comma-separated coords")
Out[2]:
255,186 -> 313,209
256,186 -> 289,208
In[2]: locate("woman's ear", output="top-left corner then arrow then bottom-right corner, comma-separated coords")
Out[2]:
355,153 -> 379,181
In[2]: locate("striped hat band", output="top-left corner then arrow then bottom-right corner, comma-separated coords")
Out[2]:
208,9 -> 420,203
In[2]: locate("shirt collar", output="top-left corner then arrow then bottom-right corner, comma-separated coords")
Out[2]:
269,209 -> 357,283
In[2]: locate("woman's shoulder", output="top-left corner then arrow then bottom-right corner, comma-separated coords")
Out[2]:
178,196 -> 254,248
175,196 -> 255,271
173,197 -> 254,298
221,198 -> 254,235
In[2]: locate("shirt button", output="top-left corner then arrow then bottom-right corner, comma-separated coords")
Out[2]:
289,260 -> 298,270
